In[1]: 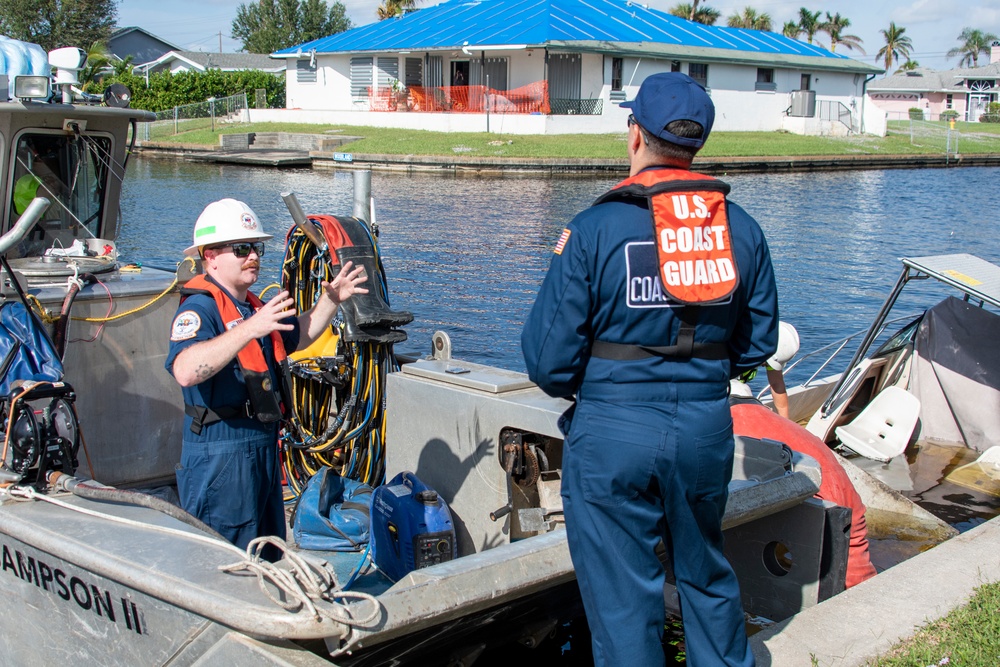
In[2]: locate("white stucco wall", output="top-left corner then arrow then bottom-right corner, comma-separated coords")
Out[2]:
279,49 -> 876,136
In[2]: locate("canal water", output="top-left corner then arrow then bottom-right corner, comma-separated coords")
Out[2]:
121,160 -> 999,663
122,160 -> 1000,380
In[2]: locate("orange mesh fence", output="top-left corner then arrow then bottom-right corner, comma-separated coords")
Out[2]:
373,80 -> 550,114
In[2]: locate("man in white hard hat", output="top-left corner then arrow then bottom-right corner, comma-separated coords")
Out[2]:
165,199 -> 366,560
735,321 -> 799,419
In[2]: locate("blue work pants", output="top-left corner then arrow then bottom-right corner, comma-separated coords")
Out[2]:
177,428 -> 286,561
562,384 -> 753,667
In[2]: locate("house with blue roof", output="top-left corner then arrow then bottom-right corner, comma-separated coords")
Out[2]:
265,0 -> 885,136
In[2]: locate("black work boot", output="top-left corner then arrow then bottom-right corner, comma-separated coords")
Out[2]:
339,304 -> 407,344
335,246 -> 413,327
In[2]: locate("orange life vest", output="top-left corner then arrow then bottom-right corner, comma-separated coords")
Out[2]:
182,274 -> 288,425
284,214 -> 355,250
595,168 -> 739,305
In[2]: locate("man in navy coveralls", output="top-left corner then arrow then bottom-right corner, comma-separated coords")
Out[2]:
522,73 -> 778,666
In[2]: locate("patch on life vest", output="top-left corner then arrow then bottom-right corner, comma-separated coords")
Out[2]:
226,318 -> 244,331
554,228 -> 571,255
170,311 -> 202,341
624,242 -> 732,309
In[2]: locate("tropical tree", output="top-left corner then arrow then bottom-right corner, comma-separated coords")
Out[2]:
947,28 -> 1000,68
822,12 -> 864,53
877,22 -> 913,73
78,41 -> 112,92
669,2 -> 720,25
782,20 -> 801,39
232,0 -> 351,53
795,8 -> 823,44
726,7 -> 772,31
376,0 -> 419,20
895,59 -> 920,73
0,0 -> 117,51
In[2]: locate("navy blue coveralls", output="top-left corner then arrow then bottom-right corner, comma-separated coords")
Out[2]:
522,168 -> 778,667
166,277 -> 299,557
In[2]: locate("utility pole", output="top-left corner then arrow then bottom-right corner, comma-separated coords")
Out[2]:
219,32 -> 222,53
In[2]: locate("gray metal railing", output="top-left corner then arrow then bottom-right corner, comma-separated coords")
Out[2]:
139,92 -> 249,142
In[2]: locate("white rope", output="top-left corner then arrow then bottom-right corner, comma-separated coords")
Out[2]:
219,536 -> 380,627
1,485 -> 381,630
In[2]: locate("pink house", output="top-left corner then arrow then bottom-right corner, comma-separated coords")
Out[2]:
868,45 -> 1000,121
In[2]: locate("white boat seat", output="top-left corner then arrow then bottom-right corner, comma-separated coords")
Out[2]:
835,386 -> 921,462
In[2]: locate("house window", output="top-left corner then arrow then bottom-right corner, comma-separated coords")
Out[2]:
377,57 -> 399,90
946,94 -> 953,109
671,60 -> 681,72
296,59 -> 316,83
688,63 -> 708,88
800,73 -> 811,90
611,57 -> 623,91
350,56 -> 373,98
404,57 -> 422,87
756,68 -> 776,92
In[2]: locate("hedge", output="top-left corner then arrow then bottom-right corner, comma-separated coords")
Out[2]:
94,68 -> 285,112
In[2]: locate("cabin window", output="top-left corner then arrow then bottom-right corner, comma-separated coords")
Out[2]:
350,56 -> 373,98
296,58 -> 316,83
756,68 -> 776,92
8,131 -> 111,257
688,63 -> 708,88
611,58 -> 623,91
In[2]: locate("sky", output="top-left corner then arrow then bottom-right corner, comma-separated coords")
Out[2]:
117,0 -> 1000,72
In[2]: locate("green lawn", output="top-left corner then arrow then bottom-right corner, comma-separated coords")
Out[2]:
142,120 -> 1000,159
869,581 -> 1000,666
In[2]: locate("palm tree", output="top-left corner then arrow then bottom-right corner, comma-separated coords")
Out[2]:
669,3 -> 720,25
877,22 -> 913,73
79,42 -> 112,92
727,7 -> 772,31
895,59 -> 920,74
947,28 -> 1000,68
782,20 -> 801,39
822,13 -> 864,53
377,0 -> 417,20
796,8 -> 823,44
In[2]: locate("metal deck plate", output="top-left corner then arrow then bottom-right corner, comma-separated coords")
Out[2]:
904,254 -> 1000,308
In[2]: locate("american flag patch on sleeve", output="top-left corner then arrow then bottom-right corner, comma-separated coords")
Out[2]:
554,228 -> 571,255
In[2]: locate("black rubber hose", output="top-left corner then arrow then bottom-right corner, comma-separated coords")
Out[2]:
52,272 -> 96,359
69,481 -> 228,542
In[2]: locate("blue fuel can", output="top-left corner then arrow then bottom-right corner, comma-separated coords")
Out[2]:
370,471 -> 457,582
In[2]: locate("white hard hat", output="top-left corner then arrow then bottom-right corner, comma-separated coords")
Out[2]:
184,199 -> 272,257
730,379 -> 753,398
767,321 -> 800,371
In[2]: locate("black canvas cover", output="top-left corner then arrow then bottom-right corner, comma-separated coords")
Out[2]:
909,296 -> 1000,451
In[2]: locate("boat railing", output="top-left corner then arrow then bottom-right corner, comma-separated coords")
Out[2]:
758,313 -> 922,401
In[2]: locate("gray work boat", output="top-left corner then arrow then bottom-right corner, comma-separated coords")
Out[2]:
0,39 -> 853,666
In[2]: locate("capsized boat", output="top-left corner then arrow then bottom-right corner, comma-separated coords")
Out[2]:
0,38 -> 845,665
764,252 -> 1000,552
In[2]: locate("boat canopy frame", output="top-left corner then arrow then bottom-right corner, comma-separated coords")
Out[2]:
820,253 -> 1000,416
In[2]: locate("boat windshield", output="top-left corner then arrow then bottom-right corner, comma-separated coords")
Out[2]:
7,131 -> 111,258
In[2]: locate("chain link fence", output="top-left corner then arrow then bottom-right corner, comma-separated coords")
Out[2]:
139,92 -> 249,142
886,118 -> 961,156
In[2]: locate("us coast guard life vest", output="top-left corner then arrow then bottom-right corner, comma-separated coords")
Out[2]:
181,275 -> 289,428
588,168 -> 737,362
595,168 -> 739,305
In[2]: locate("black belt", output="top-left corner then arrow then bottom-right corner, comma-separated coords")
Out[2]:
185,402 -> 253,435
591,339 -> 728,361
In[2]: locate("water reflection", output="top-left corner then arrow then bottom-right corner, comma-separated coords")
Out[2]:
121,159 -> 1000,373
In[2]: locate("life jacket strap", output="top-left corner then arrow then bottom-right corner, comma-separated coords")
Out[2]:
184,402 -> 253,435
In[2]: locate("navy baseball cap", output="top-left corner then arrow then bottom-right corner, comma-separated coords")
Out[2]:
620,72 -> 715,148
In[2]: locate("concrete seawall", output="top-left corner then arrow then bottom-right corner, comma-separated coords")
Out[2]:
135,141 -> 1000,176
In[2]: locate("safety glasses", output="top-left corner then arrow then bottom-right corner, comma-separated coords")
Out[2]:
213,241 -> 266,258
627,114 -> 649,146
